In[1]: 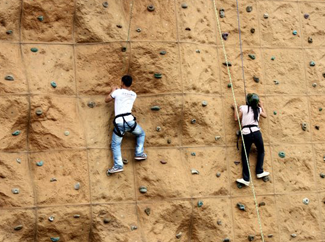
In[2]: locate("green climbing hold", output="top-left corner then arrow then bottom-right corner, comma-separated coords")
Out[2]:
215,136 -> 221,141
310,61 -> 315,67
30,48 -> 38,53
237,203 -> 245,211
271,56 -> 275,61
51,81 -> 57,88
248,235 -> 255,241
5,75 -> 14,81
227,83 -> 232,88
36,161 -> 44,166
191,152 -> 196,156
197,201 -> 203,207
151,106 -> 160,111
236,181 -> 243,189
301,122 -> 307,131
6,30 -> 13,35
246,6 -> 253,12
223,62 -> 232,67
278,151 -> 285,158
139,186 -> 147,193
50,237 -> 60,242
273,111 -> 277,115
196,49 -> 200,53
319,108 -> 323,111
144,208 -> 151,216
253,76 -> 259,83
292,30 -> 297,35
312,83 -> 317,87
262,176 -> 269,182
160,50 -> 166,55
12,130 -> 21,136
64,131 -> 70,136
87,101 -> 96,108
248,54 -> 255,60
14,225 -> 23,231
147,5 -> 155,11
37,16 -> 44,22
74,182 -> 80,190
219,9 -> 225,18
154,73 -> 162,79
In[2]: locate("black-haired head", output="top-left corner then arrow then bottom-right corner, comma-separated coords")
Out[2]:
122,75 -> 132,87
246,93 -> 259,107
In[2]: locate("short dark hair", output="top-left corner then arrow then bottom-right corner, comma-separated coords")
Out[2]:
122,75 -> 132,87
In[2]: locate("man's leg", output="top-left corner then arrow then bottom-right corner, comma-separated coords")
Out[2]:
131,123 -> 146,159
253,131 -> 265,175
110,128 -> 124,171
241,134 -> 253,181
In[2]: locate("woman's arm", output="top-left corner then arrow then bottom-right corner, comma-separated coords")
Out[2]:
259,101 -> 267,118
231,104 -> 243,121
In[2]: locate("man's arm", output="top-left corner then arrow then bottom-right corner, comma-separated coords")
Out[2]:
105,86 -> 119,103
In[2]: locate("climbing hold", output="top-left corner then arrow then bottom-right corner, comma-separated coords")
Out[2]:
102,2 -> 108,8
139,186 -> 147,193
36,109 -> 43,116
262,176 -> 269,182
160,160 -> 167,164
16,158 -> 21,164
250,28 -> 255,34
50,237 -> 60,242
222,32 -> 229,40
323,73 -> 325,78
147,5 -> 155,11
176,232 -> 182,239
167,139 -> 171,144
268,234 -> 274,238
301,122 -> 307,131
196,49 -> 200,53
156,126 -> 161,132
236,182 -> 243,189
292,30 -> 297,36
274,80 -> 279,85
37,16 -> 44,22
215,136 -> 221,141
219,9 -> 225,18
197,201 -> 203,207
253,76 -> 260,83
123,159 -> 128,164
223,62 -> 232,67
223,238 -> 230,242
50,178 -> 57,182
6,30 -> 13,35
319,108 -> 323,112
308,37 -> 313,43
136,28 -> 141,32
304,13 -> 309,19
202,101 -> 208,107
227,83 -> 232,88
191,119 -> 196,124
131,225 -> 137,231
74,214 -> 80,218
116,24 -> 122,29
216,172 -> 221,177
320,173 -> 325,178
154,73 -> 162,79
191,152 -> 196,156
30,48 -> 38,52
5,75 -> 14,81
310,61 -> 315,67
64,131 -> 70,136
103,218 -> 111,224
234,161 -> 240,165
217,220 -> 222,225
312,83 -> 317,88
315,125 -> 320,130
278,152 -> 285,158
271,56 -> 275,61
51,81 -> 57,88
151,106 -> 160,111
248,54 -> 255,60
160,50 -> 166,55
248,235 -> 254,241
323,155 -> 325,161
121,47 -> 127,52
237,203 -> 245,211
36,161 -> 44,166
191,169 -> 199,175
12,188 -> 19,194
185,27 -> 191,31
14,225 -> 23,231
291,234 -> 297,238
263,13 -> 269,19
246,6 -> 253,13
144,208 -> 151,216
87,101 -> 96,108
258,202 -> 266,207
12,130 -> 21,136
181,3 -> 188,9
48,216 -> 54,222
74,182 -> 80,190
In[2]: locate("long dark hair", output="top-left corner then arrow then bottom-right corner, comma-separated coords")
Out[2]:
246,93 -> 260,122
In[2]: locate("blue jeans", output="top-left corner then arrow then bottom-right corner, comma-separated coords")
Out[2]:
111,121 -> 145,169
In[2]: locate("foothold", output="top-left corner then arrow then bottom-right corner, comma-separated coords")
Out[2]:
323,155 -> 325,161
292,30 -> 297,36
227,83 -> 232,88
215,136 -> 221,141
291,234 -> 297,238
216,172 -> 221,177
154,73 -> 162,79
310,61 -> 316,67
223,62 -> 232,67
121,47 -> 127,52
102,2 -> 109,8
37,16 -> 44,22
167,139 -> 171,144
12,188 -> 19,194
123,159 -> 128,164
191,169 -> 199,175
160,160 -> 167,164
48,216 -> 54,222
36,109 -> 43,116
160,50 -> 166,55
308,37 -> 313,43
271,56 -> 275,61
191,152 -> 196,156
263,13 -> 269,19
258,202 -> 266,207
14,225 -> 23,231
181,3 -> 188,9
74,214 -> 80,218
319,108 -> 323,112
219,9 -> 225,18
222,32 -> 229,40
323,73 -> 325,78
253,76 -> 260,83
217,220 -> 222,225
268,234 -> 273,238
248,235 -> 255,241
248,54 -> 255,60
87,101 -> 96,108
50,237 -> 60,242
156,126 -> 161,132
312,83 -> 317,88
315,125 -> 320,130
274,80 -> 279,85
50,178 -> 57,182
202,101 -> 208,107
223,238 -> 230,242
273,111 -> 277,115
144,208 -> 151,216
16,158 -> 21,164
147,5 -> 155,12
176,232 -> 182,239
30,48 -> 38,52
237,182 -> 243,189
278,151 -> 285,158
36,161 -> 44,166
74,182 -> 80,190
136,28 -> 141,32
139,186 -> 147,193
301,122 -> 307,131
262,176 -> 269,182
191,119 -> 196,124
196,49 -> 200,53
131,225 -> 137,231
250,28 -> 255,34
320,173 -> 325,179
185,27 -> 191,31
51,81 -> 57,88
6,30 -> 13,35
234,161 -> 240,165
5,75 -> 14,81
103,218 -> 111,224
12,130 -> 21,136
304,13 -> 309,19
246,6 -> 253,12
64,131 -> 70,136
151,106 -> 161,111
197,201 -> 203,207
237,203 -> 245,211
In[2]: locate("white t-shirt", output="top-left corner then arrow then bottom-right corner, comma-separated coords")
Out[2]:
240,105 -> 262,135
111,88 -> 137,123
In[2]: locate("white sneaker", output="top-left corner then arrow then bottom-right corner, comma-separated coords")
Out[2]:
257,171 -> 270,179
236,178 -> 250,186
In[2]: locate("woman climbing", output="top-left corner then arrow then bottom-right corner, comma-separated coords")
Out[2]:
232,93 -> 269,186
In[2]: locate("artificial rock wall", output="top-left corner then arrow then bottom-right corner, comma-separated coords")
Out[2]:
1,0 -> 325,241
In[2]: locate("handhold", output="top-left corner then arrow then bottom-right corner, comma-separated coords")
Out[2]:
160,160 -> 167,164
312,83 -> 317,87
222,32 -> 229,40
160,50 -> 166,55
167,139 -> 171,144
234,161 -> 240,165
87,101 -> 96,108
74,214 -> 80,218
223,62 -> 232,66
181,3 -> 188,9
217,220 -> 222,225
202,101 -> 208,107
250,28 -> 255,34
278,151 -> 285,158
191,169 -> 199,175
253,76 -> 259,83
271,56 -> 275,61
50,237 -> 60,242
151,106 -> 160,111
216,172 -> 221,177
14,225 -> 23,231
147,5 -> 155,11
319,108 -> 323,111
131,225 -> 137,231
139,186 -> 147,193
37,16 -> 44,22
263,13 -> 269,19
196,49 -> 200,53
74,182 -> 80,190
36,161 -> 44,166
292,30 -> 297,36
136,28 -> 141,32
248,235 -> 254,241
12,130 -> 21,136
48,216 -> 54,222
308,37 -> 313,43
248,54 -> 255,60
237,203 -> 245,211
223,238 -> 230,242
268,234 -> 274,238
274,80 -> 279,85
258,202 -> 266,207
102,2 -> 108,8
304,13 -> 309,19
301,122 -> 307,131
144,208 -> 151,216
273,111 -> 277,115
30,48 -> 38,52
36,109 -> 43,115
185,27 -> 191,31
123,159 -> 128,164
64,131 -> 70,136
121,47 -> 127,52
51,81 -> 57,88
291,234 -> 297,238
320,173 -> 325,178
16,158 -> 21,164
323,155 -> 325,161
219,9 -> 225,18
6,30 -> 13,35
176,232 -> 182,239
246,6 -> 253,12
5,75 -> 14,81
12,188 -> 19,194
50,178 -> 57,182
323,73 -> 325,78
262,176 -> 269,182
227,83 -> 232,88
191,119 -> 196,124
156,126 -> 161,132
197,200 -> 203,207
103,218 -> 111,224
115,25 -> 122,29
315,125 -> 320,130
154,73 -> 162,79
215,136 -> 221,141
310,61 -> 315,66
191,152 -> 196,156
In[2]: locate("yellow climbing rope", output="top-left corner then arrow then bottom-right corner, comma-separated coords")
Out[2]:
211,0 -> 265,241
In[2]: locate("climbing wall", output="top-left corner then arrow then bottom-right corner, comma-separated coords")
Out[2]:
1,0 -> 325,241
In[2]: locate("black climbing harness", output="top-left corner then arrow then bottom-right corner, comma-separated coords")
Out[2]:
236,124 -> 259,150
113,113 -> 137,137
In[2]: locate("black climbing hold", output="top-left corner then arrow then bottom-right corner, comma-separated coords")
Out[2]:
219,9 -> 225,18
301,122 -> 307,131
102,2 -> 108,8
14,225 -> 23,231
160,160 -> 167,165
237,203 -> 245,211
253,76 -> 259,83
216,172 -> 221,177
121,47 -> 127,52
308,37 -> 313,43
262,176 -> 269,182
87,101 -> 96,108
181,3 -> 188,9
312,83 -> 317,87
227,83 -> 232,88
258,202 -> 266,207
248,235 -> 254,241
223,62 -> 232,66
248,54 -> 255,60
268,234 -> 273,238
315,125 -> 320,130
5,75 -> 14,81
202,101 -> 208,106
116,25 -> 122,28
185,27 -> 191,31
304,13 -> 309,19
234,161 -> 240,165
144,208 -> 151,216
123,159 -> 128,164
136,28 -> 141,32
74,214 -> 80,218
274,80 -> 279,85
36,109 -> 43,116
223,238 -> 230,242
167,139 -> 171,144
31,48 -> 38,53
50,178 -> 57,182
191,119 -> 196,124
151,105 -> 160,110
6,30 -> 13,35
322,73 -> 325,78
246,6 -> 253,13
154,73 -> 162,79
263,13 -> 269,19
217,220 -> 222,225
147,5 -> 155,12
160,50 -> 166,55
103,218 -> 111,224
215,136 -> 221,141
37,16 -> 44,22
176,232 -> 182,239
291,234 -> 297,238
222,32 -> 229,40
250,28 -> 255,34
139,186 -> 147,193
320,173 -> 325,179
131,225 -> 137,231
12,130 -> 21,136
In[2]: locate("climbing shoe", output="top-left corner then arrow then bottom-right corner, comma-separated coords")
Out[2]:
236,178 -> 250,186
107,167 -> 123,174
135,153 -> 147,161
257,171 -> 270,179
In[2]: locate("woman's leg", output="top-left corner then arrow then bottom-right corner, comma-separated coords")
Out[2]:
241,134 -> 253,181
253,131 -> 265,175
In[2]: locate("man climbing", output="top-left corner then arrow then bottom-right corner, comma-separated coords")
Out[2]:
232,93 -> 269,186
105,75 -> 147,174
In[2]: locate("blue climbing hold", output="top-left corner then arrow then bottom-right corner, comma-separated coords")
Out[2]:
30,48 -> 38,53
51,81 -> 57,88
292,30 -> 297,36
191,152 -> 196,156
271,56 -> 275,61
36,161 -> 44,166
197,201 -> 203,207
278,152 -> 285,158
37,16 -> 44,22
50,237 -> 60,242
310,61 -> 315,67
12,130 -> 21,136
